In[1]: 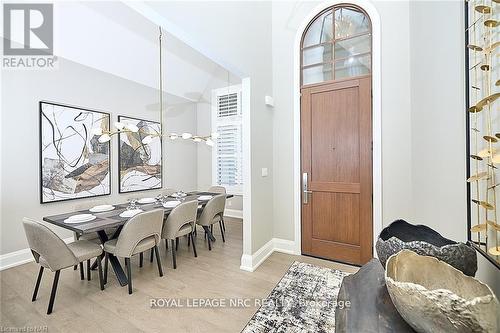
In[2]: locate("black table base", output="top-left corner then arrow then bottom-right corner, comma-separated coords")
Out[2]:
97,230 -> 128,287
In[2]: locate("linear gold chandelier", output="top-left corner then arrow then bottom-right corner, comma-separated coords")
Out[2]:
94,26 -> 218,147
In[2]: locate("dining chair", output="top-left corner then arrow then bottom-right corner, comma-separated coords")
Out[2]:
161,201 -> 198,269
207,186 -> 227,232
73,229 -> 117,278
103,209 -> 164,294
196,194 -> 226,250
208,186 -> 226,194
22,218 -> 104,314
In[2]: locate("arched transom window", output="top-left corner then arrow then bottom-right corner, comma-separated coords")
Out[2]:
301,5 -> 372,86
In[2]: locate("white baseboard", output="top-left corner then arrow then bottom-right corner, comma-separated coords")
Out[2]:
224,209 -> 243,219
239,238 -> 299,272
0,237 -> 74,271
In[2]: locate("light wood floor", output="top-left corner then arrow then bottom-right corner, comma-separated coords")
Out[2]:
0,218 -> 358,333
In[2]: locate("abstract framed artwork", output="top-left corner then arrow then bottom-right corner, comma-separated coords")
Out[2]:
118,115 -> 162,193
39,101 -> 111,203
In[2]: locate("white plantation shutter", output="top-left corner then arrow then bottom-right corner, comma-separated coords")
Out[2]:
212,86 -> 243,193
217,93 -> 239,117
216,124 -> 242,186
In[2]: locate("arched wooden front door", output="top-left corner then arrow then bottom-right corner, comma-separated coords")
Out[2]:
300,5 -> 373,265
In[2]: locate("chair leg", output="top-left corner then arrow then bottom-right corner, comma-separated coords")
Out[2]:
79,262 -> 84,280
165,238 -> 168,250
150,248 -> 154,263
219,221 -> 225,243
97,255 -> 104,291
87,259 -> 91,281
32,266 -> 44,301
210,225 -> 213,234
47,270 -> 60,314
74,265 -> 77,270
139,252 -> 143,268
187,233 -> 191,247
194,226 -> 197,237
190,232 -> 197,258
125,258 -> 132,294
171,239 -> 177,269
207,232 -> 212,251
154,246 -> 163,277
176,237 -> 179,251
222,218 -> 226,232
104,253 -> 109,285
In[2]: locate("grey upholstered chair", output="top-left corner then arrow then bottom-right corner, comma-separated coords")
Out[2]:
103,209 -> 164,294
22,218 -> 104,314
161,201 -> 198,269
207,186 -> 227,232
196,194 -> 226,250
73,228 -> 117,278
208,186 -> 226,194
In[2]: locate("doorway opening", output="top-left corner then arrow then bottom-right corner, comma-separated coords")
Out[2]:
298,4 -> 376,265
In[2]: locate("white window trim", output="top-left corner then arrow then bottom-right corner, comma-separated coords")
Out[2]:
212,84 -> 243,195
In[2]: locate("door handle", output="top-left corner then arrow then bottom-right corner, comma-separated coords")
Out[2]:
303,172 -> 312,204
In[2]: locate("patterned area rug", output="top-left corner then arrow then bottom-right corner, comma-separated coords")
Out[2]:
242,261 -> 349,333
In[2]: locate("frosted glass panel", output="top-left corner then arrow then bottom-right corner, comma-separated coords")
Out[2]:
303,44 -> 333,66
334,54 -> 371,79
303,63 -> 333,85
334,7 -> 370,39
303,11 -> 333,47
334,34 -> 371,59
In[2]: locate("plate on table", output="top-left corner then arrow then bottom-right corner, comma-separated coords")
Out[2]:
171,192 -> 187,198
89,204 -> 115,213
119,209 -> 143,218
162,200 -> 181,208
198,195 -> 213,201
138,198 -> 156,204
64,214 -> 96,224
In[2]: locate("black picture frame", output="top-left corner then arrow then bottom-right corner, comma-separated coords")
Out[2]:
117,115 -> 162,194
464,1 -> 500,270
39,101 -> 112,204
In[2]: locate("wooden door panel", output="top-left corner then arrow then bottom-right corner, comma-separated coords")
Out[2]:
310,182 -> 360,193
311,192 -> 360,246
301,77 -> 372,265
311,86 -> 360,184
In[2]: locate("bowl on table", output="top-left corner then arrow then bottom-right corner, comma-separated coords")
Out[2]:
138,197 -> 156,204
119,209 -> 143,218
89,204 -> 115,213
64,214 -> 96,224
162,200 -> 181,208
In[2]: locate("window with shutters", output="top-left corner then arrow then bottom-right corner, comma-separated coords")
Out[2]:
212,85 -> 243,194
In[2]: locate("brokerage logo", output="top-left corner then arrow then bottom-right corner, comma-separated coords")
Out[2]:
3,3 -> 57,69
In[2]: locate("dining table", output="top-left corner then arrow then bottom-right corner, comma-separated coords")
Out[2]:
43,191 -> 233,287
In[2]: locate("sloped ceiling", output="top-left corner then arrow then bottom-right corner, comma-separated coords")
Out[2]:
51,1 -> 232,105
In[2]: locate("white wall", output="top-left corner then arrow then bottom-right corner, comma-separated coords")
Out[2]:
409,0 -> 499,296
0,58 -> 197,255
271,0 -> 413,240
146,1 -> 274,252
271,0 -> 499,295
